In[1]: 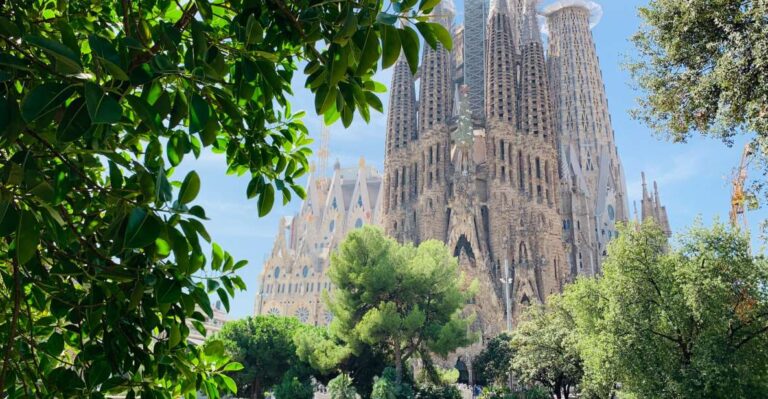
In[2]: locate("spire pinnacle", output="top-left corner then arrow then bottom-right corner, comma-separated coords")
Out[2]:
522,0 -> 541,43
489,0 -> 509,16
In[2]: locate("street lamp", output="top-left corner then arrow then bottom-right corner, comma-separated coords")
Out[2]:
499,258 -> 513,332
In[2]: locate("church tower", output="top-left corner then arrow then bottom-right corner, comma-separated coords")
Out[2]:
545,0 -> 629,276
382,56 -> 418,242
415,2 -> 455,242
484,0 -> 519,283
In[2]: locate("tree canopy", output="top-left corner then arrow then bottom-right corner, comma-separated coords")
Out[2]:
629,0 -> 768,201
326,226 -> 475,383
0,0 -> 449,396
510,302 -> 583,399
207,315 -> 311,399
472,333 -> 513,387
561,221 -> 768,398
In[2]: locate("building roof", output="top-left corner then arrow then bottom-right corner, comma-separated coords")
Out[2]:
541,0 -> 603,35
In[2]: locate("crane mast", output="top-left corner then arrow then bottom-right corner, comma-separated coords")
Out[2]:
730,143 -> 753,230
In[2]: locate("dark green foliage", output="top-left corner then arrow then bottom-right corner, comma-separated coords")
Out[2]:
273,369 -> 314,399
339,344 -> 391,397
0,0 -> 445,396
208,316 -> 308,399
414,385 -> 462,399
472,333 -> 513,386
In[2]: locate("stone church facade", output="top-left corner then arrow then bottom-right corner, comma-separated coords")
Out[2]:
254,159 -> 383,326
380,0 -> 636,339
255,0 -> 671,364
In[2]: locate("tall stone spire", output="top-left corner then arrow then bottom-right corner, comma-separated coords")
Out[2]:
418,3 -> 454,134
485,0 -> 517,125
545,0 -> 629,276
520,0 -> 553,141
385,56 -> 418,153
382,56 -> 418,242
641,173 -> 671,237
521,0 -> 540,44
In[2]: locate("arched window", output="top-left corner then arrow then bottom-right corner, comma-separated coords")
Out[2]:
355,218 -> 363,229
302,266 -> 309,278
519,242 -> 528,265
332,197 -> 338,209
329,220 -> 335,232
273,267 -> 281,279
296,307 -> 309,323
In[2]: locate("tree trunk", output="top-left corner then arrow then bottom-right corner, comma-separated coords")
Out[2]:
394,344 -> 403,384
252,378 -> 263,399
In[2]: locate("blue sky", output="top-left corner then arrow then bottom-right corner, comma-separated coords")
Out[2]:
177,0 -> 767,319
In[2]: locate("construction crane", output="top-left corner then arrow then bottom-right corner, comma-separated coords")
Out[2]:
730,143 -> 753,230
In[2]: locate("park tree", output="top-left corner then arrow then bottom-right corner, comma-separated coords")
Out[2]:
326,226 -> 475,384
327,373 -> 358,399
206,315 -> 309,399
629,0 -> 768,201
510,302 -> 583,399
562,221 -> 768,398
0,0 -> 449,396
472,333 -> 513,386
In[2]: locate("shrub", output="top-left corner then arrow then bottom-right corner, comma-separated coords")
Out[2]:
328,373 -> 358,399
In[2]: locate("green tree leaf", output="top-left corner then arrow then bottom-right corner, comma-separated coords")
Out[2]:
124,207 -> 163,249
156,278 -> 182,304
84,82 -> 122,124
57,97 -> 91,142
20,83 -> 73,123
189,93 -> 210,134
398,26 -> 420,74
179,171 -> 201,204
380,25 -> 401,69
16,209 -> 39,265
257,183 -> 275,217
24,35 -> 81,72
428,22 -> 452,51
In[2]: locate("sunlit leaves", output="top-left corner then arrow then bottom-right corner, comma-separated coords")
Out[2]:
179,171 -> 201,204
0,0 -> 444,396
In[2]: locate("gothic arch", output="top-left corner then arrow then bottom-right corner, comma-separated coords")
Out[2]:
454,234 -> 476,262
518,242 -> 529,265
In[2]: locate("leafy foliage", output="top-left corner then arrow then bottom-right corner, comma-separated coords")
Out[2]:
413,384 -> 462,399
472,333 -> 513,386
207,316 -> 309,399
0,0 -> 448,396
561,221 -> 768,398
273,369 -> 314,399
326,226 -> 475,383
629,0 -> 768,204
328,373 -> 358,399
510,302 -> 583,399
293,323 -> 350,375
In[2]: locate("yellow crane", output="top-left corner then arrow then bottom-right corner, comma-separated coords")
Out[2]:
730,143 -> 753,230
